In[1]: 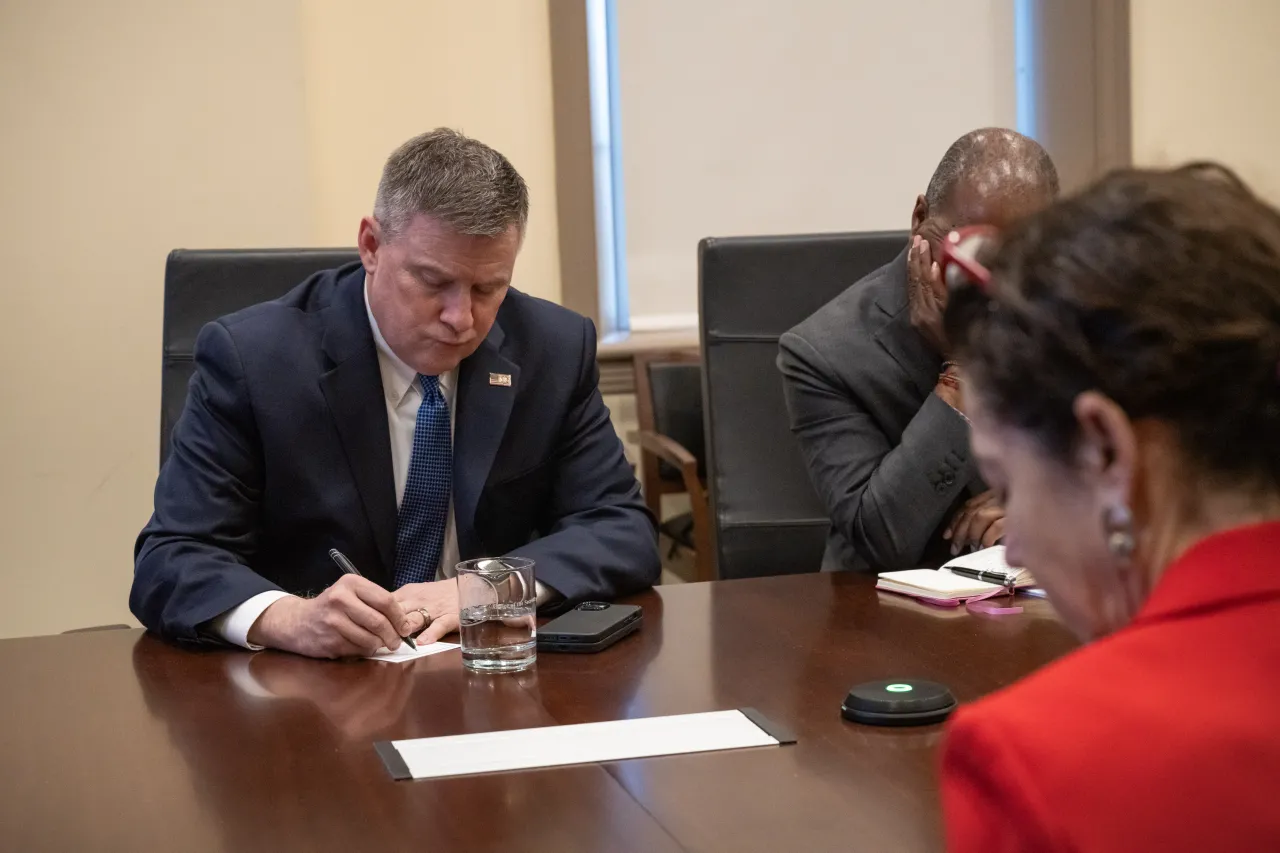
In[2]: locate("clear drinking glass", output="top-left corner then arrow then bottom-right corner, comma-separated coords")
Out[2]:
456,557 -> 537,673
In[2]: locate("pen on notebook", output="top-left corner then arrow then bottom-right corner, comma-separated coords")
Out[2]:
948,565 -> 1019,588
328,548 -> 416,650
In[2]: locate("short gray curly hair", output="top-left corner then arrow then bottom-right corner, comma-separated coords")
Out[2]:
373,128 -> 529,239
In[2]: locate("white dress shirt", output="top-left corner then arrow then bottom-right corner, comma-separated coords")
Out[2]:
210,278 -> 462,649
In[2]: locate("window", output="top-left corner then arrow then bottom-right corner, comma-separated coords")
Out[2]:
585,0 -> 628,334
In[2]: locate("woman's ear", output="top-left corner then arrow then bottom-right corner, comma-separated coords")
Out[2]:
1072,391 -> 1137,502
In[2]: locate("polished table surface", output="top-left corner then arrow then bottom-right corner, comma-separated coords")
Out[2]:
0,573 -> 1076,853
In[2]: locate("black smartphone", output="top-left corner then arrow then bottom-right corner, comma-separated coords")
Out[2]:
537,602 -> 642,653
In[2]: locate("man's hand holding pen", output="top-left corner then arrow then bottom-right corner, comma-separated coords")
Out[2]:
247,575 -> 416,659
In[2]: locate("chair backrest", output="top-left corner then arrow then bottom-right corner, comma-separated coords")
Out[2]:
698,230 -> 908,579
634,349 -> 706,482
161,248 -> 359,465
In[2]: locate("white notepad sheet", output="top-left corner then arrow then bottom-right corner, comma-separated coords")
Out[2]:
378,709 -> 789,780
365,641 -> 460,663
942,545 -> 1017,575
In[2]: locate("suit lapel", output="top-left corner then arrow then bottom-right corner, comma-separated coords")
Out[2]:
453,322 -> 519,558
872,246 -> 942,398
318,272 -> 397,582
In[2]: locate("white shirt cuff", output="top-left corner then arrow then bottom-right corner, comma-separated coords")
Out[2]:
209,590 -> 293,650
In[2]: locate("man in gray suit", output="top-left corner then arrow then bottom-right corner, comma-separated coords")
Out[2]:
779,128 -> 1059,572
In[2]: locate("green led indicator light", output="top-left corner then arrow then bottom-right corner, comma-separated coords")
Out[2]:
885,683 -> 913,693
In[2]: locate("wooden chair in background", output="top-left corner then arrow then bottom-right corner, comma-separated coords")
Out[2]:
630,349 -> 713,582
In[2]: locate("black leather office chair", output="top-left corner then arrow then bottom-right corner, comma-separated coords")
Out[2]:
698,230 -> 908,579
160,249 -> 359,465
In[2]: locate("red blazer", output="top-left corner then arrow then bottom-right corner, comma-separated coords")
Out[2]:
941,521 -> 1280,852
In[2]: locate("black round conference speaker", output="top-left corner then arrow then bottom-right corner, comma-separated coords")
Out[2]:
841,679 -> 957,727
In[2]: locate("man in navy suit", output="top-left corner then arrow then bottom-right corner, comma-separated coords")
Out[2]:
132,129 -> 660,658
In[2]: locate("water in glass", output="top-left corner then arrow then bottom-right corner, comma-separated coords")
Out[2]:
456,557 -> 537,673
459,603 -> 536,672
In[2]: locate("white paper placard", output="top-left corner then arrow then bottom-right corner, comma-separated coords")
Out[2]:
375,709 -> 794,780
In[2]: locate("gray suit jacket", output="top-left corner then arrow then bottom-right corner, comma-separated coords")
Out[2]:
778,247 -> 981,572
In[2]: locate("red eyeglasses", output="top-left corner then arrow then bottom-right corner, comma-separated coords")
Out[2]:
939,225 -> 998,293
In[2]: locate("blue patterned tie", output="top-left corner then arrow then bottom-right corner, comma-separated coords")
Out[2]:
392,375 -> 452,587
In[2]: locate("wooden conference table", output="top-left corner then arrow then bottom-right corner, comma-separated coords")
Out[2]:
0,573 -> 1076,853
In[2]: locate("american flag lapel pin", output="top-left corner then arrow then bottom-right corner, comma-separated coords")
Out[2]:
489,373 -> 512,387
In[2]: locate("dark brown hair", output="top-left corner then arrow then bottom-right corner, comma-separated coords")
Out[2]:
944,163 -> 1280,488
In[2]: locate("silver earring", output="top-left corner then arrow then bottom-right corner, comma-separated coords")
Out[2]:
1103,503 -> 1136,561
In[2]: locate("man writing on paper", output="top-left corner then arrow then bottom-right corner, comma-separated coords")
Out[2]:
132,129 -> 660,658
778,128 -> 1058,572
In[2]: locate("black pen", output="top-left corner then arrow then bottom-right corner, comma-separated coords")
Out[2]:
328,548 -> 416,650
948,566 -> 1019,590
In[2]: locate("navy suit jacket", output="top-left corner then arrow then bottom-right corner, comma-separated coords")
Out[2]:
132,263 -> 659,642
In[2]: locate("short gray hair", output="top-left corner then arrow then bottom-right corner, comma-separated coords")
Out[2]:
925,127 -> 1059,211
373,128 -> 529,238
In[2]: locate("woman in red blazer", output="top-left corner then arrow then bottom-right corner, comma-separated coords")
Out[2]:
937,163 -> 1280,852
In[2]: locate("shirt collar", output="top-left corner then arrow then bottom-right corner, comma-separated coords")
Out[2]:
1131,519 -> 1280,627
364,276 -> 453,406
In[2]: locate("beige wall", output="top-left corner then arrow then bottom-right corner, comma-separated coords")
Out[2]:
0,0 -> 312,640
297,0 -> 562,294
0,0 -> 559,639
1130,0 -> 1280,202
